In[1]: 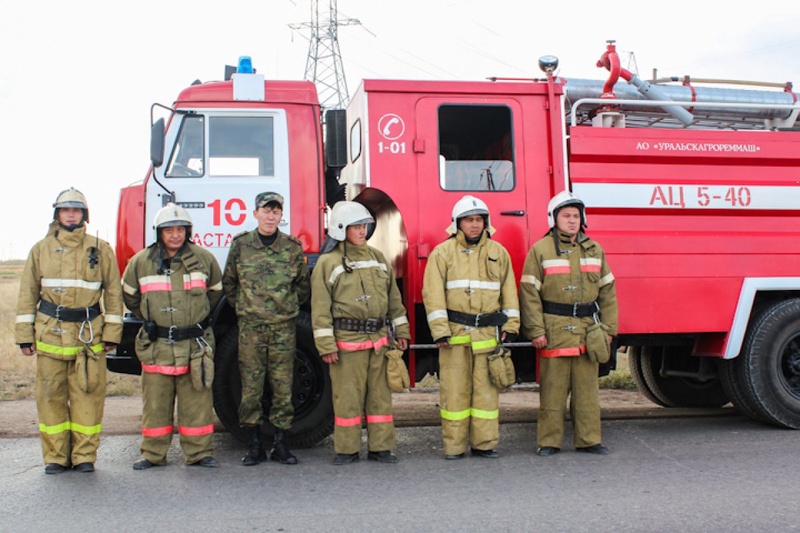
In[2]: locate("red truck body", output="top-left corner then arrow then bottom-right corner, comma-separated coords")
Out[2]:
113,45 -> 800,444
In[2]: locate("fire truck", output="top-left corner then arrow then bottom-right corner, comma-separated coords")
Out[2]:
111,41 -> 800,446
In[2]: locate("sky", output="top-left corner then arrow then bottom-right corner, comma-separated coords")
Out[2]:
1,0 -> 799,260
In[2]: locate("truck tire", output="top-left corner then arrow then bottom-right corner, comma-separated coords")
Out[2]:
212,312 -> 334,448
719,357 -> 771,424
627,347 -> 670,407
640,345 -> 729,408
727,298 -> 800,429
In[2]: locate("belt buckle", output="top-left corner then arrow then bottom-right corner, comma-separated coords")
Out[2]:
572,303 -> 579,318
165,325 -> 177,345
474,313 -> 482,327
55,305 -> 65,322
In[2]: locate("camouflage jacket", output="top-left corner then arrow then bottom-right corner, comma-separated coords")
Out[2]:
222,229 -> 311,325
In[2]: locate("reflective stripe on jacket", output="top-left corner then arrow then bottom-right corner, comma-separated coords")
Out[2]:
15,221 -> 123,358
520,230 -> 618,352
422,230 -> 519,354
311,242 -> 410,356
122,242 -> 223,372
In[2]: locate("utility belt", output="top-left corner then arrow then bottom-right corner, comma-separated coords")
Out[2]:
143,318 -> 210,343
38,300 -> 101,322
447,310 -> 508,328
333,317 -> 388,334
542,300 -> 599,318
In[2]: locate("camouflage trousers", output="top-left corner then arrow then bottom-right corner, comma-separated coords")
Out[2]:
238,319 -> 295,429
537,354 -> 601,449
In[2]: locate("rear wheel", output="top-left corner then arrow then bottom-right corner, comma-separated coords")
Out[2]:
725,299 -> 800,428
212,312 -> 333,448
627,347 -> 669,407
639,345 -> 729,408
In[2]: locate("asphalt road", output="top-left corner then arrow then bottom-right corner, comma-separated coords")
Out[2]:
1,414 -> 797,532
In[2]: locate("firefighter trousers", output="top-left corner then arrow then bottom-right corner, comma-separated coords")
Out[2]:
439,344 -> 499,455
238,320 -> 295,430
35,353 -> 106,466
139,372 -> 214,464
537,354 -> 601,449
329,347 -> 396,454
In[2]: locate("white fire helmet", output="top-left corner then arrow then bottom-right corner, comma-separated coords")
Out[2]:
52,187 -> 89,223
153,203 -> 193,240
327,201 -> 374,241
446,195 -> 495,235
547,190 -> 587,228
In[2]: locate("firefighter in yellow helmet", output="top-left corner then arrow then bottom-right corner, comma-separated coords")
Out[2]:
311,201 -> 411,465
122,203 -> 224,470
15,187 -> 123,474
520,191 -> 618,456
422,195 -> 520,459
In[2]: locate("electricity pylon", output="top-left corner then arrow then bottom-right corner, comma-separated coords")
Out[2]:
289,0 -> 365,111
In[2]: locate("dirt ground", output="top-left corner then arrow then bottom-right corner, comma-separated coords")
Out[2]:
0,386 -> 734,439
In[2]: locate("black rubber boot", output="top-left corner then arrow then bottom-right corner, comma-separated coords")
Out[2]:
270,429 -> 298,465
241,426 -> 266,466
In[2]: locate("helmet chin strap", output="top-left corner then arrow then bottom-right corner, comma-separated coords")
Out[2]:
58,222 -> 84,232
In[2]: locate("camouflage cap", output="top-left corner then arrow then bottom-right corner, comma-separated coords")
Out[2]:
255,192 -> 284,209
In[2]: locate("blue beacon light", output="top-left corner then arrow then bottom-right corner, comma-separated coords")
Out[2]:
237,56 -> 254,74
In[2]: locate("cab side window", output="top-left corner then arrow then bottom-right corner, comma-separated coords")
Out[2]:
438,105 -> 514,191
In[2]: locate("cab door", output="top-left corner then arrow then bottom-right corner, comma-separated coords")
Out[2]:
414,98 -> 529,276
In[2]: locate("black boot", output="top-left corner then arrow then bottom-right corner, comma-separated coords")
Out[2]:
241,426 -> 266,466
270,429 -> 298,465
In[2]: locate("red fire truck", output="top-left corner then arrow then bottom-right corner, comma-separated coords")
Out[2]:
111,42 -> 800,446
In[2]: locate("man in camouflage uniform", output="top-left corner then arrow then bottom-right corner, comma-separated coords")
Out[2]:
122,203 -> 223,470
223,192 -> 311,466
520,191 -> 618,456
16,187 -> 123,474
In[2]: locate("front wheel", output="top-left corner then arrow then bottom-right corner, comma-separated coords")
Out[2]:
212,312 -> 334,447
725,298 -> 800,428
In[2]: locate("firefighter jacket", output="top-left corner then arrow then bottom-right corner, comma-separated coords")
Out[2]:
311,241 -> 410,356
520,230 -> 618,355
422,230 -> 520,354
15,221 -> 123,358
222,229 -> 311,325
122,242 -> 223,372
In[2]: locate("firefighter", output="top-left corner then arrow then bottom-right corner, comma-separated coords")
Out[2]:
122,203 -> 223,470
311,201 -> 411,465
520,191 -> 618,456
15,187 -> 123,474
222,192 -> 311,466
422,195 -> 520,459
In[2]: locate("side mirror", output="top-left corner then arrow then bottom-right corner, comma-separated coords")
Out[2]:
325,109 -> 347,169
150,118 -> 165,168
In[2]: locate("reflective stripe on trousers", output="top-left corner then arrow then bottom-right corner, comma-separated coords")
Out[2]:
438,343 -> 499,456
329,347 -> 396,454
